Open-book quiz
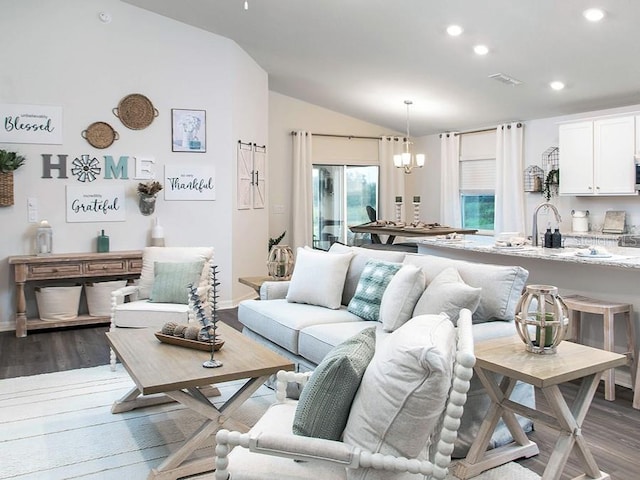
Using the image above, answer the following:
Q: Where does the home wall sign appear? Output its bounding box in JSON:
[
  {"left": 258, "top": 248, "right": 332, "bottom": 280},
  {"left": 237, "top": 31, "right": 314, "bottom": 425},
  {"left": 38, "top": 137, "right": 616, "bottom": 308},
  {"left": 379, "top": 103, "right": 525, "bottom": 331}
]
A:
[
  {"left": 66, "top": 185, "right": 126, "bottom": 222},
  {"left": 40, "top": 154, "right": 156, "bottom": 180},
  {"left": 164, "top": 163, "right": 215, "bottom": 201},
  {"left": 0, "top": 104, "right": 63, "bottom": 144}
]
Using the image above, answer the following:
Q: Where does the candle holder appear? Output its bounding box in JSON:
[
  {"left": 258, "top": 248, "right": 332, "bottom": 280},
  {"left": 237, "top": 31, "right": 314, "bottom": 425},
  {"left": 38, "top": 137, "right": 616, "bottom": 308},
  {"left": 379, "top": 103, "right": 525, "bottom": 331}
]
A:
[
  {"left": 514, "top": 285, "right": 568, "bottom": 354},
  {"left": 395, "top": 196, "right": 403, "bottom": 223},
  {"left": 412, "top": 196, "right": 421, "bottom": 223}
]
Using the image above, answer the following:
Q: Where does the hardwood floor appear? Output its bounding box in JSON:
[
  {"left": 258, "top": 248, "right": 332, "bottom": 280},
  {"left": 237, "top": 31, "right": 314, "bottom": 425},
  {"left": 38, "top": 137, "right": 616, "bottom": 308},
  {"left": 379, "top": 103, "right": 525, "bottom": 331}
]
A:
[{"left": 1, "top": 312, "right": 638, "bottom": 479}]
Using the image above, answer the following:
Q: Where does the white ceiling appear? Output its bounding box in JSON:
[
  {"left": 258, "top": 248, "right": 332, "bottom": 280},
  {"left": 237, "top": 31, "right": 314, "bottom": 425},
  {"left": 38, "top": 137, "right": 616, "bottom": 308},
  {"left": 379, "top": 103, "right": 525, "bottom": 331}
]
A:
[{"left": 122, "top": 0, "right": 640, "bottom": 136}]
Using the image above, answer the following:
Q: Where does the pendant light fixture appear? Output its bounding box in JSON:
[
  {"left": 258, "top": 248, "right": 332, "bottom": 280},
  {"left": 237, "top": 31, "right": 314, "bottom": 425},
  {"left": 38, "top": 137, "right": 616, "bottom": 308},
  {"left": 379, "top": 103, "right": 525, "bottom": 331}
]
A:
[{"left": 394, "top": 100, "right": 425, "bottom": 174}]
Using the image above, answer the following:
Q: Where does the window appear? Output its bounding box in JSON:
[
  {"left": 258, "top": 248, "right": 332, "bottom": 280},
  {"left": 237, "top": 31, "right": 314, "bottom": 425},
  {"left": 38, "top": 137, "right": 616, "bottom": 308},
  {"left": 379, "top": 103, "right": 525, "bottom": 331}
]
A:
[
  {"left": 312, "top": 165, "right": 378, "bottom": 250},
  {"left": 459, "top": 131, "right": 496, "bottom": 233}
]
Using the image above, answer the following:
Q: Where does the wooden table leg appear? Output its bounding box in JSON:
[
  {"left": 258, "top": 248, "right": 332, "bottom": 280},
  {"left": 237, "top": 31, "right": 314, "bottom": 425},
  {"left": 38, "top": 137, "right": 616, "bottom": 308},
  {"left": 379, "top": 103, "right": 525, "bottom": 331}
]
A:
[
  {"left": 14, "top": 264, "right": 27, "bottom": 337},
  {"left": 147, "top": 376, "right": 270, "bottom": 480},
  {"left": 452, "top": 368, "right": 539, "bottom": 479},
  {"left": 541, "top": 373, "right": 609, "bottom": 480}
]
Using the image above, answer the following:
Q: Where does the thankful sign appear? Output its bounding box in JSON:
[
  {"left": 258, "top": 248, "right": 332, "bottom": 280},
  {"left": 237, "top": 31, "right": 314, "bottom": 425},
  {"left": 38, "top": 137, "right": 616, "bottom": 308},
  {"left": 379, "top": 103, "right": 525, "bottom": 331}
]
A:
[
  {"left": 164, "top": 164, "right": 215, "bottom": 201},
  {"left": 0, "top": 104, "right": 63, "bottom": 144},
  {"left": 66, "top": 185, "right": 126, "bottom": 223}
]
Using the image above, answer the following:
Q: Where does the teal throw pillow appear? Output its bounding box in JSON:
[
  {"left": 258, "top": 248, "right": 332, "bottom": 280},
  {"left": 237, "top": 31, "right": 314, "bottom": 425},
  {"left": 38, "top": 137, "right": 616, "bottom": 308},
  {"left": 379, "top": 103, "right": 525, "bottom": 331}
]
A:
[
  {"left": 149, "top": 261, "right": 204, "bottom": 304},
  {"left": 347, "top": 259, "right": 402, "bottom": 321},
  {"left": 293, "top": 327, "right": 376, "bottom": 440}
]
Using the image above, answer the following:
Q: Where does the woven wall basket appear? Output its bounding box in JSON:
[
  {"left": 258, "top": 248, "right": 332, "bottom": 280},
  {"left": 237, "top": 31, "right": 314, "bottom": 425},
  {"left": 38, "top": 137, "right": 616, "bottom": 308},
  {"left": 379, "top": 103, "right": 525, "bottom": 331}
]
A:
[{"left": 0, "top": 171, "right": 14, "bottom": 207}]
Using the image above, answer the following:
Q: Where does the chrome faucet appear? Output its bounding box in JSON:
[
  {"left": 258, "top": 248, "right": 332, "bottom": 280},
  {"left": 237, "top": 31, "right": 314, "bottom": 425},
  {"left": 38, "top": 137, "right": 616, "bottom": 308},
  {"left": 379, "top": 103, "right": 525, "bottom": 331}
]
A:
[{"left": 532, "top": 202, "right": 562, "bottom": 246}]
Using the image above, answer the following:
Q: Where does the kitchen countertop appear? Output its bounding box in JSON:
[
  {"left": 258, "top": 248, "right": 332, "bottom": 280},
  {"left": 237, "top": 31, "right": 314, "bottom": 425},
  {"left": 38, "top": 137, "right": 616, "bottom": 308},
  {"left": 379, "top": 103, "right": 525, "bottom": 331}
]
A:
[{"left": 418, "top": 235, "right": 640, "bottom": 270}]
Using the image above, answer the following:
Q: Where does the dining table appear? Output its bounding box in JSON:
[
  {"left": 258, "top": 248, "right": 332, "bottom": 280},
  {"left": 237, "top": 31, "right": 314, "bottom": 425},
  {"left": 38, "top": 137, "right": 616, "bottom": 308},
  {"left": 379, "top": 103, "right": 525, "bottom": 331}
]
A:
[{"left": 349, "top": 222, "right": 478, "bottom": 245}]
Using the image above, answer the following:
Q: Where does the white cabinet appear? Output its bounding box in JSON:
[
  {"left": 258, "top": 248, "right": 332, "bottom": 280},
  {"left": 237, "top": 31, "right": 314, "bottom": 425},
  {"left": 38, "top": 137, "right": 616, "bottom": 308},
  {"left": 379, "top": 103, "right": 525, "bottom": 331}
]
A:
[{"left": 559, "top": 115, "right": 636, "bottom": 196}]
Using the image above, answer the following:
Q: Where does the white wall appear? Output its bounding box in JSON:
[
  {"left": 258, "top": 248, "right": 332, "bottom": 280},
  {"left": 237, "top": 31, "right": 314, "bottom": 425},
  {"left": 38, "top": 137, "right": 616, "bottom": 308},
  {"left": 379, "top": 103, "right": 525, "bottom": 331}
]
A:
[
  {"left": 267, "top": 92, "right": 399, "bottom": 247},
  {"left": 413, "top": 104, "right": 640, "bottom": 234},
  {"left": 523, "top": 105, "right": 640, "bottom": 235},
  {"left": 0, "top": 0, "right": 268, "bottom": 330}
]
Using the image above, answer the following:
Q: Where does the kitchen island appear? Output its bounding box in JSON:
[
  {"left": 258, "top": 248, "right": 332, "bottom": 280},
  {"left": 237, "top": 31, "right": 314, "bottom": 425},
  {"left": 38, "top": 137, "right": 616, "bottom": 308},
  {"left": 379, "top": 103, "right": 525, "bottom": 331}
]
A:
[{"left": 418, "top": 234, "right": 640, "bottom": 394}]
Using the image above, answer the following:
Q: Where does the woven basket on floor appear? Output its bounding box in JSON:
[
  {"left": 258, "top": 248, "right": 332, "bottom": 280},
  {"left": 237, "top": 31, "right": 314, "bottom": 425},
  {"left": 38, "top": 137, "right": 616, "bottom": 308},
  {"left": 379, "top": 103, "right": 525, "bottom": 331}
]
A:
[{"left": 0, "top": 171, "right": 14, "bottom": 207}]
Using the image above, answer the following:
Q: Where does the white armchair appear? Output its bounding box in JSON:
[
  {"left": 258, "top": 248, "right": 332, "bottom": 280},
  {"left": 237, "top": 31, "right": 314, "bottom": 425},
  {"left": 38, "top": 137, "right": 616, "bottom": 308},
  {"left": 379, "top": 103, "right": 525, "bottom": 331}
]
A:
[
  {"left": 109, "top": 246, "right": 214, "bottom": 369},
  {"left": 215, "top": 309, "right": 476, "bottom": 480}
]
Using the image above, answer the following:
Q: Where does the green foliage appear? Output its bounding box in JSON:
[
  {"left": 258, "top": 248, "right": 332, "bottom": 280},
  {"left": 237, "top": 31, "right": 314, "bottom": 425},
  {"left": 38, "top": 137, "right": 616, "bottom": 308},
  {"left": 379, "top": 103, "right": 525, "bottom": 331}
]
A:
[
  {"left": 269, "top": 231, "right": 286, "bottom": 251},
  {"left": 542, "top": 169, "right": 559, "bottom": 201},
  {"left": 0, "top": 150, "right": 26, "bottom": 173}
]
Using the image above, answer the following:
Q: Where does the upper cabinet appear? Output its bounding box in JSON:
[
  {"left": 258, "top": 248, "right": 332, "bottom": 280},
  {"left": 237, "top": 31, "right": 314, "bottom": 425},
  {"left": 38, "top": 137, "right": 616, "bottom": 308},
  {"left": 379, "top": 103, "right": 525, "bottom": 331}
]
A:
[{"left": 559, "top": 115, "right": 637, "bottom": 196}]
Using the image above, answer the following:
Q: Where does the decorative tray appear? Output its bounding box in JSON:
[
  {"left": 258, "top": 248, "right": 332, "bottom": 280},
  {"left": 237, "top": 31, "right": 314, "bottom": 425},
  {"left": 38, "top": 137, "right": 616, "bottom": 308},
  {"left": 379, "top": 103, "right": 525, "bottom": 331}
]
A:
[
  {"left": 155, "top": 332, "right": 224, "bottom": 351},
  {"left": 113, "top": 93, "right": 159, "bottom": 130},
  {"left": 81, "top": 121, "right": 119, "bottom": 148}
]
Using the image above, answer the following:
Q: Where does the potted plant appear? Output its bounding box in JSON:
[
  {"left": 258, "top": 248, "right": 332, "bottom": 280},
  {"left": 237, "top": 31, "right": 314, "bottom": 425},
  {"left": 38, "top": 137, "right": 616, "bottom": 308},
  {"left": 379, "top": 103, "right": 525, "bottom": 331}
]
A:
[
  {"left": 0, "top": 149, "right": 26, "bottom": 207},
  {"left": 136, "top": 180, "right": 163, "bottom": 215}
]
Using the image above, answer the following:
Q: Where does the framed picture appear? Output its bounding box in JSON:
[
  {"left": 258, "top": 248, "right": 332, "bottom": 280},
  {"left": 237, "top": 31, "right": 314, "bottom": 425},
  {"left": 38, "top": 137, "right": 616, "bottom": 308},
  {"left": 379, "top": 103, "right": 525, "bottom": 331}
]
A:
[{"left": 172, "top": 109, "right": 206, "bottom": 152}]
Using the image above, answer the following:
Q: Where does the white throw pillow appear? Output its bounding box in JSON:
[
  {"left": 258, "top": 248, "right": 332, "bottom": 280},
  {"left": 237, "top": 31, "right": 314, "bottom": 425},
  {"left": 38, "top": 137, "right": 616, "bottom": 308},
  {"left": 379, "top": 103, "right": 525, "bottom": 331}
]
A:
[
  {"left": 343, "top": 314, "right": 455, "bottom": 480},
  {"left": 379, "top": 264, "right": 425, "bottom": 332},
  {"left": 286, "top": 247, "right": 353, "bottom": 309},
  {"left": 413, "top": 266, "right": 481, "bottom": 326}
]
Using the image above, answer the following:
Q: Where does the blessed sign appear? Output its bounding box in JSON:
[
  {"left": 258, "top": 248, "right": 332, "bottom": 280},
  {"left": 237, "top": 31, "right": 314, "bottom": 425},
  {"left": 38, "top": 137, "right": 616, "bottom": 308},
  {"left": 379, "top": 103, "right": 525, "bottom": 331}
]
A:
[
  {"left": 164, "top": 164, "right": 215, "bottom": 201},
  {"left": 0, "top": 104, "right": 63, "bottom": 144},
  {"left": 66, "top": 185, "right": 126, "bottom": 223}
]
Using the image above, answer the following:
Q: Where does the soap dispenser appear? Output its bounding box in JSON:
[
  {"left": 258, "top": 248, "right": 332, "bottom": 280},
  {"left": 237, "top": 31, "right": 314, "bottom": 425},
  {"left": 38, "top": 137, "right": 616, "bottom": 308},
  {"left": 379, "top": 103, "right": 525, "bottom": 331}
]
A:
[
  {"left": 544, "top": 228, "right": 553, "bottom": 248},
  {"left": 551, "top": 228, "right": 562, "bottom": 249},
  {"left": 97, "top": 230, "right": 110, "bottom": 253}
]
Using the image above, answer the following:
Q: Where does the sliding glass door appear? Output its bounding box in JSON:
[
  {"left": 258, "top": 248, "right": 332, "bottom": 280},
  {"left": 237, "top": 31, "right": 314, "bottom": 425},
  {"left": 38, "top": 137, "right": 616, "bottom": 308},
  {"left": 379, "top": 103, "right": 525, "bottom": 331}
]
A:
[{"left": 312, "top": 165, "right": 378, "bottom": 249}]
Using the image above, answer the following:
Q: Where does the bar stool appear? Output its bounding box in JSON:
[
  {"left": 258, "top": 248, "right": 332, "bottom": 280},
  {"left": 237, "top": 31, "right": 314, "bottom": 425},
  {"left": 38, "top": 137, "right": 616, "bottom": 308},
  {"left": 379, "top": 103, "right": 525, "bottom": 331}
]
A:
[{"left": 562, "top": 294, "right": 636, "bottom": 403}]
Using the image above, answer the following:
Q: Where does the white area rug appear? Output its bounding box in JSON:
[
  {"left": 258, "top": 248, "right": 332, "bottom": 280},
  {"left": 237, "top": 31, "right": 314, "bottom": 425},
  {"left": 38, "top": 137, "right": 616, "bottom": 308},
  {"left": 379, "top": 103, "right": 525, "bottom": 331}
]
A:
[{"left": 0, "top": 366, "right": 539, "bottom": 479}]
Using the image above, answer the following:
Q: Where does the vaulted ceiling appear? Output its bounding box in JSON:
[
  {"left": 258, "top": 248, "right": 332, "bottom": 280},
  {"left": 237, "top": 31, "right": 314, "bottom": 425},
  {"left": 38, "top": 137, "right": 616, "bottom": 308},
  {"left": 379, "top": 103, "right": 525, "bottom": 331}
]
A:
[{"left": 123, "top": 0, "right": 640, "bottom": 136}]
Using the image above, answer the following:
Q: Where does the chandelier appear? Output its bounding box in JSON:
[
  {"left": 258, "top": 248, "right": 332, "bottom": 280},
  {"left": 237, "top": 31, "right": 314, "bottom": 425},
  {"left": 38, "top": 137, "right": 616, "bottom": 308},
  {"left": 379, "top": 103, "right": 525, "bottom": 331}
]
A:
[{"left": 394, "top": 100, "right": 425, "bottom": 174}]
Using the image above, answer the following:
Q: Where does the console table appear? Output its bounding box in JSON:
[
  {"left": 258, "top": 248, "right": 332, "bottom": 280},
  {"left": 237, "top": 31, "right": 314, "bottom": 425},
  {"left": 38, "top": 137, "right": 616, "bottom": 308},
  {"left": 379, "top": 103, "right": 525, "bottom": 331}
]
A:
[{"left": 8, "top": 251, "right": 143, "bottom": 337}]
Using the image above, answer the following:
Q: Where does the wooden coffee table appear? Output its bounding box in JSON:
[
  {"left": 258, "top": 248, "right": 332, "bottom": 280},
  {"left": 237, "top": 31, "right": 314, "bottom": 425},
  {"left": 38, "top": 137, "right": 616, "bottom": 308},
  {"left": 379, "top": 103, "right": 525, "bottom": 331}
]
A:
[
  {"left": 453, "top": 336, "right": 626, "bottom": 480},
  {"left": 105, "top": 322, "right": 294, "bottom": 480}
]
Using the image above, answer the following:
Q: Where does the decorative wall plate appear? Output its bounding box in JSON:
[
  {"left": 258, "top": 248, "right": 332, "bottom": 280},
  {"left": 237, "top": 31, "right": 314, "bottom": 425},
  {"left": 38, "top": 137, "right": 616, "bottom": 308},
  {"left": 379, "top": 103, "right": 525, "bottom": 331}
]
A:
[
  {"left": 113, "top": 93, "right": 159, "bottom": 130},
  {"left": 81, "top": 122, "right": 119, "bottom": 149}
]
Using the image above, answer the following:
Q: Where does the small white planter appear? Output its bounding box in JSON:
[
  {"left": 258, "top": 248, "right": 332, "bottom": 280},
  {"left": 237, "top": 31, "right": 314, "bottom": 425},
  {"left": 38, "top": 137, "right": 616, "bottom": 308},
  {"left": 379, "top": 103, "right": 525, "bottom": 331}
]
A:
[
  {"left": 35, "top": 286, "right": 82, "bottom": 321},
  {"left": 85, "top": 280, "right": 127, "bottom": 317}
]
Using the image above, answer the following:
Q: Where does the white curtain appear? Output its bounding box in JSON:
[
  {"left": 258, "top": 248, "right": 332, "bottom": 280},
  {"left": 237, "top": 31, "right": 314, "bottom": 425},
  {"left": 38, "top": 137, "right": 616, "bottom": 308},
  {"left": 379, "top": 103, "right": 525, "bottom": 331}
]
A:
[
  {"left": 292, "top": 131, "right": 313, "bottom": 250},
  {"left": 378, "top": 136, "right": 405, "bottom": 221},
  {"left": 440, "top": 132, "right": 461, "bottom": 227},
  {"left": 495, "top": 123, "right": 526, "bottom": 234}
]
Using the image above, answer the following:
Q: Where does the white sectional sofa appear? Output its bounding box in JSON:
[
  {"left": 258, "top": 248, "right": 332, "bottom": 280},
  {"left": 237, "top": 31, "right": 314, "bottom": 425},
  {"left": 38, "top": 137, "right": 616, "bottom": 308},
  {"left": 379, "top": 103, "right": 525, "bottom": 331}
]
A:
[{"left": 238, "top": 243, "right": 534, "bottom": 457}]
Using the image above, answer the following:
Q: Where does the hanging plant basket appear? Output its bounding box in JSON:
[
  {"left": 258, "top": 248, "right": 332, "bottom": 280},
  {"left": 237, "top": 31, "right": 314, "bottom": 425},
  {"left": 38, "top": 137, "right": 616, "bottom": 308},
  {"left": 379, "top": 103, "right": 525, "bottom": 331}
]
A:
[{"left": 0, "top": 171, "right": 14, "bottom": 207}]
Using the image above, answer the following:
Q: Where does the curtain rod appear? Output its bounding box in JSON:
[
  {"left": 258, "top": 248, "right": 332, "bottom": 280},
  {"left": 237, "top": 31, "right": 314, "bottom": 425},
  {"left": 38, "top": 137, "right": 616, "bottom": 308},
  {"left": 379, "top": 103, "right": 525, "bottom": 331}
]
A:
[
  {"left": 439, "top": 123, "right": 523, "bottom": 138},
  {"left": 290, "top": 131, "right": 384, "bottom": 140}
]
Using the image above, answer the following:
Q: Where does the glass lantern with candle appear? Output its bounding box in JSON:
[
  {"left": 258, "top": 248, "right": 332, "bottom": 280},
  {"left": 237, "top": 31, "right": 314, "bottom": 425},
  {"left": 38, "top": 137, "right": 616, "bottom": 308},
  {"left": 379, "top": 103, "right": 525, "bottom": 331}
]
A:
[
  {"left": 36, "top": 220, "right": 53, "bottom": 256},
  {"left": 514, "top": 284, "right": 568, "bottom": 354}
]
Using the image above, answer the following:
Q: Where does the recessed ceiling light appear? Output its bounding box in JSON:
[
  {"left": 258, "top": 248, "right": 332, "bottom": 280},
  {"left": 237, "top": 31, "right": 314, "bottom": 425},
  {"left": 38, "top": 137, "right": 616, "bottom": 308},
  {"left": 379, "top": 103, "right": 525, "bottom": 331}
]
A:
[
  {"left": 447, "top": 25, "right": 463, "bottom": 36},
  {"left": 473, "top": 45, "right": 489, "bottom": 55},
  {"left": 550, "top": 81, "right": 565, "bottom": 91},
  {"left": 583, "top": 8, "right": 605, "bottom": 22}
]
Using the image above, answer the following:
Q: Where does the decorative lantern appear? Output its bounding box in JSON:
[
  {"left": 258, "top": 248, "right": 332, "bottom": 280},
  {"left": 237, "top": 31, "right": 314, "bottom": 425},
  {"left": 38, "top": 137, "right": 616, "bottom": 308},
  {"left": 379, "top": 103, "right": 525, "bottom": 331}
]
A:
[
  {"left": 514, "top": 284, "right": 568, "bottom": 354},
  {"left": 36, "top": 220, "right": 53, "bottom": 256},
  {"left": 267, "top": 245, "right": 294, "bottom": 280}
]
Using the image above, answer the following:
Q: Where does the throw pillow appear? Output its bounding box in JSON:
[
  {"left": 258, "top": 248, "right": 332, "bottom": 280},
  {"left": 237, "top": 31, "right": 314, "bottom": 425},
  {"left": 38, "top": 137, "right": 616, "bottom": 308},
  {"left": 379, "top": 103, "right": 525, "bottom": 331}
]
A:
[
  {"left": 329, "top": 243, "right": 406, "bottom": 306},
  {"left": 347, "top": 259, "right": 402, "bottom": 321},
  {"left": 342, "top": 314, "right": 455, "bottom": 480},
  {"left": 412, "top": 266, "right": 481, "bottom": 325},
  {"left": 286, "top": 247, "right": 353, "bottom": 310},
  {"left": 293, "top": 327, "right": 376, "bottom": 440},
  {"left": 379, "top": 264, "right": 425, "bottom": 332},
  {"left": 149, "top": 261, "right": 204, "bottom": 304}
]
